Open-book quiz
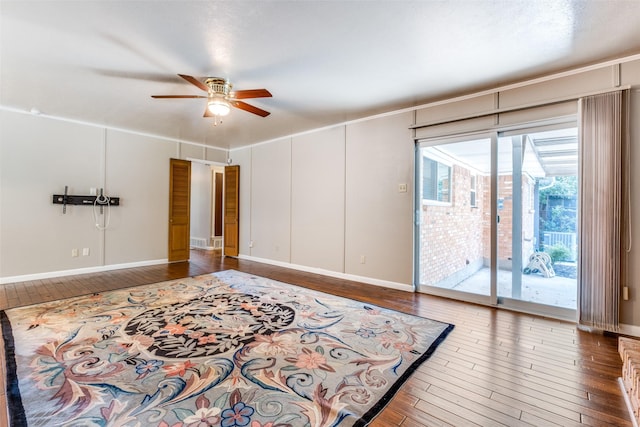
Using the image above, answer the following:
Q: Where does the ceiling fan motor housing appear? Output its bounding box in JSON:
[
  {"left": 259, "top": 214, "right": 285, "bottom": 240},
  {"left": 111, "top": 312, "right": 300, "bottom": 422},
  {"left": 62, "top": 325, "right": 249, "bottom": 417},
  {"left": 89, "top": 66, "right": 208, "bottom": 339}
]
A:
[{"left": 205, "top": 78, "right": 232, "bottom": 98}]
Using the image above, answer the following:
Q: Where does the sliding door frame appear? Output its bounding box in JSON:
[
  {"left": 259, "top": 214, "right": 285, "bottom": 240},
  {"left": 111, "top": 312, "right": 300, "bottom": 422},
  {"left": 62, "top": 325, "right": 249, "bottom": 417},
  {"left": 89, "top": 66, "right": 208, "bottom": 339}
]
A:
[
  {"left": 415, "top": 119, "right": 578, "bottom": 321},
  {"left": 496, "top": 123, "right": 577, "bottom": 320},
  {"left": 414, "top": 131, "right": 498, "bottom": 307}
]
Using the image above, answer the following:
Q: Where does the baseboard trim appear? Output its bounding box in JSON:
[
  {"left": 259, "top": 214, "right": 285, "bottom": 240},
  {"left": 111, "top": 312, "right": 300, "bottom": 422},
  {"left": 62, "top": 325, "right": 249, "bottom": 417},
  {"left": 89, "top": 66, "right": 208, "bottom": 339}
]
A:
[
  {"left": 0, "top": 259, "right": 168, "bottom": 285},
  {"left": 237, "top": 254, "right": 413, "bottom": 292},
  {"left": 620, "top": 324, "right": 640, "bottom": 338}
]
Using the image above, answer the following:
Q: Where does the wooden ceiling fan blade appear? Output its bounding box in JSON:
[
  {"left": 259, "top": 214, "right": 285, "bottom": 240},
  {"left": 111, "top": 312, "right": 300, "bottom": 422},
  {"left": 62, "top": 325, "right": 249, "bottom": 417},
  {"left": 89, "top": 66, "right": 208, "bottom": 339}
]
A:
[
  {"left": 178, "top": 74, "right": 209, "bottom": 92},
  {"left": 203, "top": 106, "right": 213, "bottom": 117},
  {"left": 232, "top": 89, "right": 272, "bottom": 99},
  {"left": 230, "top": 100, "right": 270, "bottom": 117},
  {"left": 151, "top": 95, "right": 207, "bottom": 98}
]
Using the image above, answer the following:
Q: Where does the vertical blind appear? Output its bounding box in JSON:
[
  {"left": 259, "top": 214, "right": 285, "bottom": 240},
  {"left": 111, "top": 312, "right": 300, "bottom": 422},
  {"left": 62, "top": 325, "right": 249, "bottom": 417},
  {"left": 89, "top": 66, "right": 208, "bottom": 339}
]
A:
[{"left": 578, "top": 90, "right": 629, "bottom": 331}]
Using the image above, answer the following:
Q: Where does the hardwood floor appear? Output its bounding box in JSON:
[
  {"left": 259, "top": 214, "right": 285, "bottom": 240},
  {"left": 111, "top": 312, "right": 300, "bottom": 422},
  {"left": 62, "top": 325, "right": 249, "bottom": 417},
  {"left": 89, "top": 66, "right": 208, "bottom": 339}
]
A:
[{"left": 0, "top": 249, "right": 632, "bottom": 426}]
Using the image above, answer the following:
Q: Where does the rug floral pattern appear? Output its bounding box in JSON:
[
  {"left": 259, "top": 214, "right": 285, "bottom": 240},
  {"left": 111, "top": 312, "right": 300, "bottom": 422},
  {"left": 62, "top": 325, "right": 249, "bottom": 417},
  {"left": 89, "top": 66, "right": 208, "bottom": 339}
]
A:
[{"left": 2, "top": 270, "right": 453, "bottom": 427}]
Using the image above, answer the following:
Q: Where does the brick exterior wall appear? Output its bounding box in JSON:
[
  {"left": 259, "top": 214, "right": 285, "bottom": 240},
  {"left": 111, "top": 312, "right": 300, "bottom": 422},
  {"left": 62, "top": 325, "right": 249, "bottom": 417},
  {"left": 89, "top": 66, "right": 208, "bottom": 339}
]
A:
[
  {"left": 419, "top": 165, "right": 487, "bottom": 286},
  {"left": 492, "top": 175, "right": 536, "bottom": 270},
  {"left": 420, "top": 165, "right": 535, "bottom": 287}
]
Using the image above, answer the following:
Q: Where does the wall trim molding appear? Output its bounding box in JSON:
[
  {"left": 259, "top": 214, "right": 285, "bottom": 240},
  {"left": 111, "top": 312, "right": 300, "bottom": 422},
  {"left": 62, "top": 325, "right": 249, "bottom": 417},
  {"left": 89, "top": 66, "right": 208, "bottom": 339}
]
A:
[
  {"left": 0, "top": 259, "right": 168, "bottom": 285},
  {"left": 237, "top": 254, "right": 413, "bottom": 292},
  {"left": 0, "top": 105, "right": 227, "bottom": 153}
]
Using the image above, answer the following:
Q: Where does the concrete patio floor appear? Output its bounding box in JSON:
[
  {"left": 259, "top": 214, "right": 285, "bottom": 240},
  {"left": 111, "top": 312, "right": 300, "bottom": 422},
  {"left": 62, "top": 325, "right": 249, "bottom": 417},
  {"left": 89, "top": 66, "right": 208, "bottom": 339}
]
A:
[{"left": 446, "top": 267, "right": 577, "bottom": 309}]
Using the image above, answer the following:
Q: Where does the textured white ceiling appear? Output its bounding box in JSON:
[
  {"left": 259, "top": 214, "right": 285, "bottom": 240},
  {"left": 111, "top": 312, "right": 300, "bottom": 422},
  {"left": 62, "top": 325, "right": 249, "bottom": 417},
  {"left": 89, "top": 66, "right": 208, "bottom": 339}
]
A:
[{"left": 2, "top": 1, "right": 640, "bottom": 150}]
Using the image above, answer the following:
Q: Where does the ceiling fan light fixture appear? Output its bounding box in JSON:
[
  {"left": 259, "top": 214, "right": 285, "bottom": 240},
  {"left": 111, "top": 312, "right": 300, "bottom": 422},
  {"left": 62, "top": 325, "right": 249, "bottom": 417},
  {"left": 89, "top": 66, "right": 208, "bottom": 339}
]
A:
[
  {"left": 152, "top": 74, "right": 271, "bottom": 119},
  {"left": 208, "top": 98, "right": 231, "bottom": 116}
]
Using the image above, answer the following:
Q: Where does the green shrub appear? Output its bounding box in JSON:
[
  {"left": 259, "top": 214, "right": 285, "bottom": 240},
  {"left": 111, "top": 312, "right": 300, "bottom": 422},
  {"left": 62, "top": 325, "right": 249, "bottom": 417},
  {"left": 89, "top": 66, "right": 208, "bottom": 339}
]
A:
[{"left": 545, "top": 243, "right": 571, "bottom": 263}]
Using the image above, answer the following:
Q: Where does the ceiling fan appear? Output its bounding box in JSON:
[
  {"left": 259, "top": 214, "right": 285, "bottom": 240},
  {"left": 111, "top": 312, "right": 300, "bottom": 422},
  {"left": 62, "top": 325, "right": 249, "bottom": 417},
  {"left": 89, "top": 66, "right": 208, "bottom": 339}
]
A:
[{"left": 151, "top": 74, "right": 272, "bottom": 121}]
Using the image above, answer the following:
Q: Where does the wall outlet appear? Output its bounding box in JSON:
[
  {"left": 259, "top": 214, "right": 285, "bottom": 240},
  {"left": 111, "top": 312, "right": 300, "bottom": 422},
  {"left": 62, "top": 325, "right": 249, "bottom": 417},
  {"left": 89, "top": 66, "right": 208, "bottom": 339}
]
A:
[
  {"left": 249, "top": 241, "right": 254, "bottom": 248},
  {"left": 71, "top": 248, "right": 79, "bottom": 257},
  {"left": 82, "top": 248, "right": 90, "bottom": 256},
  {"left": 398, "top": 183, "right": 408, "bottom": 193},
  {"left": 360, "top": 255, "right": 366, "bottom": 264}
]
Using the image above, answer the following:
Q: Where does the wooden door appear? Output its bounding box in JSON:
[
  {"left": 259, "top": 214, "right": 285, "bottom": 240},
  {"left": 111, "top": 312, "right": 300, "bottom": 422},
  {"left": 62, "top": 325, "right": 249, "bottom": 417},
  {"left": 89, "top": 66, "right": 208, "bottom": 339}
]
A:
[
  {"left": 168, "top": 159, "right": 191, "bottom": 262},
  {"left": 224, "top": 165, "right": 240, "bottom": 257}
]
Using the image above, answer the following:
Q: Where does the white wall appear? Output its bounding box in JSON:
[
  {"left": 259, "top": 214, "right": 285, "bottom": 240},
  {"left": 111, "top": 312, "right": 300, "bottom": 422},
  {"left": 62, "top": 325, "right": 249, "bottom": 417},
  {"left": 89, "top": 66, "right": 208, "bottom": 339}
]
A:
[
  {"left": 250, "top": 138, "right": 292, "bottom": 262},
  {"left": 344, "top": 113, "right": 414, "bottom": 284},
  {"left": 236, "top": 113, "right": 415, "bottom": 289},
  {"left": 0, "top": 112, "right": 105, "bottom": 276},
  {"left": 626, "top": 89, "right": 640, "bottom": 328},
  {"left": 103, "top": 130, "right": 175, "bottom": 265},
  {"left": 0, "top": 111, "right": 226, "bottom": 281},
  {"left": 180, "top": 143, "right": 205, "bottom": 161},
  {"left": 621, "top": 60, "right": 640, "bottom": 331},
  {"left": 291, "top": 127, "right": 345, "bottom": 272}
]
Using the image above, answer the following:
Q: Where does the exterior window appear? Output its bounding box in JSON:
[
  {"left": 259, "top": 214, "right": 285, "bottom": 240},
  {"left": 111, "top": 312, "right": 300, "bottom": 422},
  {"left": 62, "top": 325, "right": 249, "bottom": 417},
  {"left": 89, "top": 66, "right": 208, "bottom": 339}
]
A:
[
  {"left": 470, "top": 174, "right": 477, "bottom": 207},
  {"left": 422, "top": 156, "right": 451, "bottom": 203}
]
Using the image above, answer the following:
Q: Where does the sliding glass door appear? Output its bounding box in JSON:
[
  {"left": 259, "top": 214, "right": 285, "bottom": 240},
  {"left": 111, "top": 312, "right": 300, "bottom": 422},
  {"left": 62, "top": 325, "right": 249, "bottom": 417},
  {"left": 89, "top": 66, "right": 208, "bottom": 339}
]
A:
[
  {"left": 416, "top": 124, "right": 578, "bottom": 319},
  {"left": 496, "top": 127, "right": 577, "bottom": 316},
  {"left": 416, "top": 134, "right": 495, "bottom": 305}
]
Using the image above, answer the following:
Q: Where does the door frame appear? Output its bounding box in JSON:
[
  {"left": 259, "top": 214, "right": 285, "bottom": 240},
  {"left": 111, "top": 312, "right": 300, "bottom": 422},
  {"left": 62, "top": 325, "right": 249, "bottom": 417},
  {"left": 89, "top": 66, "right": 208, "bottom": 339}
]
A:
[
  {"left": 414, "top": 131, "right": 497, "bottom": 307},
  {"left": 170, "top": 158, "right": 234, "bottom": 259}
]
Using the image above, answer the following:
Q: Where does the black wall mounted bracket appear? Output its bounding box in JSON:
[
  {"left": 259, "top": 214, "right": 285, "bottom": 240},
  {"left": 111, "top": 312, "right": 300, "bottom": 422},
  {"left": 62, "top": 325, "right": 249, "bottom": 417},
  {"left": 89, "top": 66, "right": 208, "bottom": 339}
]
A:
[{"left": 53, "top": 186, "right": 120, "bottom": 214}]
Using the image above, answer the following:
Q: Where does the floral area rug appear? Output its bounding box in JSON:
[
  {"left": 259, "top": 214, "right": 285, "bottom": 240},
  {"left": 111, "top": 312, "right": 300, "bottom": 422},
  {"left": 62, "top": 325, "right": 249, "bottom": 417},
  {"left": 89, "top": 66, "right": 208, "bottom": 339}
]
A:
[{"left": 1, "top": 270, "right": 453, "bottom": 427}]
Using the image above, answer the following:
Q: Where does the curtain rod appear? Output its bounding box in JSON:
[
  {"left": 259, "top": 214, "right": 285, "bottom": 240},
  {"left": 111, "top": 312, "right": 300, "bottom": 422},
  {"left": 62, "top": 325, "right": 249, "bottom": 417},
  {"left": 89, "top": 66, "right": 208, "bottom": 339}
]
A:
[{"left": 410, "top": 85, "right": 631, "bottom": 130}]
